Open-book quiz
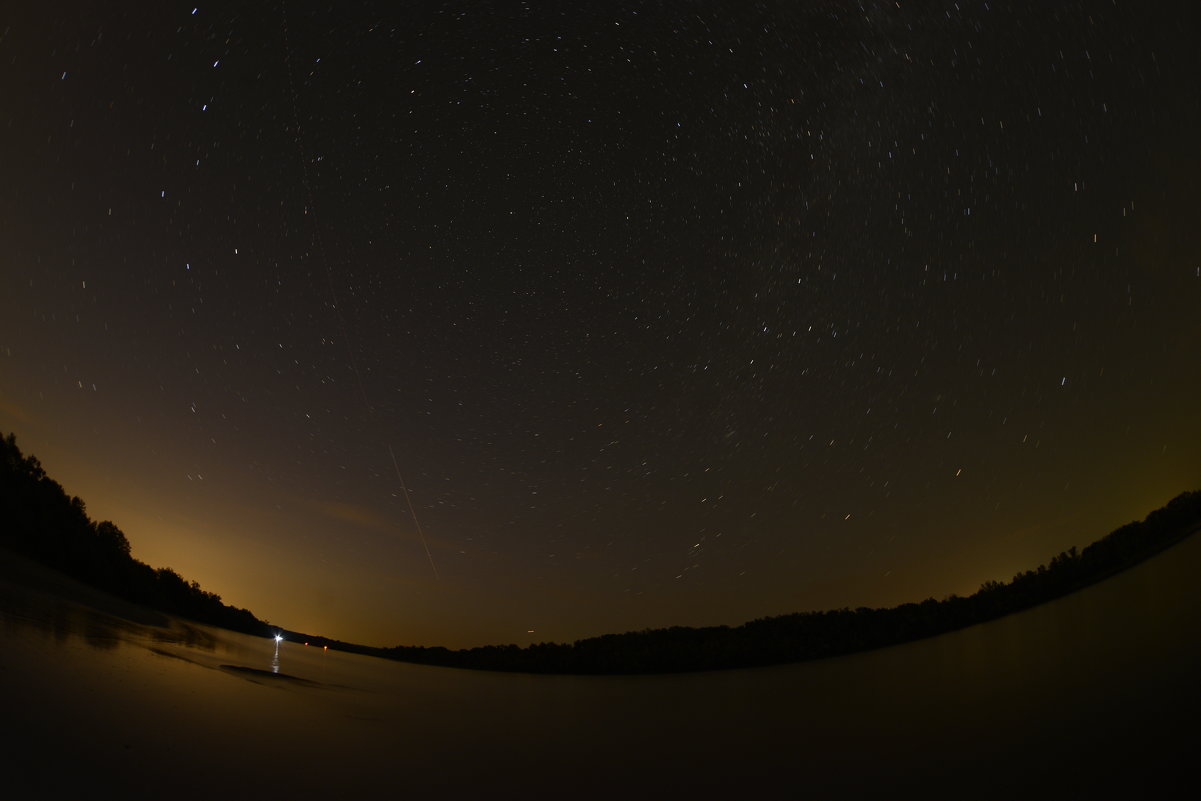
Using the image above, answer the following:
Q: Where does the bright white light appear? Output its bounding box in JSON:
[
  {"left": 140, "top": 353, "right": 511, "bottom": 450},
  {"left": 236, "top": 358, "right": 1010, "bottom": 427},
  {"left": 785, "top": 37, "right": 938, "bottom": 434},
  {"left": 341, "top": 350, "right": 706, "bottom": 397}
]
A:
[{"left": 274, "top": 634, "right": 283, "bottom": 643}]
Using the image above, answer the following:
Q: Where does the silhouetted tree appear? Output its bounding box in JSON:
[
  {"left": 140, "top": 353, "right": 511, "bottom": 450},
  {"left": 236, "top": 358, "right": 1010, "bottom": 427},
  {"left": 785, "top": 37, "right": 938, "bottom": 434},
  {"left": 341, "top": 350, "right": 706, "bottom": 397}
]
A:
[
  {"left": 0, "top": 431, "right": 271, "bottom": 637},
  {"left": 361, "top": 489, "right": 1201, "bottom": 674},
  {"left": 4, "top": 429, "right": 1199, "bottom": 672}
]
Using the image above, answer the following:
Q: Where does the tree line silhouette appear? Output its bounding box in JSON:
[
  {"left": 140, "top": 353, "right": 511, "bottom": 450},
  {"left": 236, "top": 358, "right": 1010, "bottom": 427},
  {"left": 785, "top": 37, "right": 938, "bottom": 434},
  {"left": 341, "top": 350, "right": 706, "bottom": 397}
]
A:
[
  {"left": 293, "top": 489, "right": 1201, "bottom": 674},
  {"left": 0, "top": 433, "right": 269, "bottom": 636},
  {"left": 3, "top": 430, "right": 1199, "bottom": 673}
]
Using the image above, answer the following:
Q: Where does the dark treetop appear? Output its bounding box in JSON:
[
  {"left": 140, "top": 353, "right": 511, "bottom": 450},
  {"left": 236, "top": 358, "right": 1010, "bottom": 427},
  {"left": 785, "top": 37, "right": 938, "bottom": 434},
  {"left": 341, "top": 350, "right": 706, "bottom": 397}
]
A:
[{"left": 4, "top": 431, "right": 1197, "bottom": 673}]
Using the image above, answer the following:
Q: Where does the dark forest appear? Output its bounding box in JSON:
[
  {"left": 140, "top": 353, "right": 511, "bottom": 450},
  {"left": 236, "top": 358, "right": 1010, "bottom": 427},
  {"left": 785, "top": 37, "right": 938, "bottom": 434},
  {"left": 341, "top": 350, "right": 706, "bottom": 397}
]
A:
[{"left": 3, "top": 431, "right": 1198, "bottom": 674}]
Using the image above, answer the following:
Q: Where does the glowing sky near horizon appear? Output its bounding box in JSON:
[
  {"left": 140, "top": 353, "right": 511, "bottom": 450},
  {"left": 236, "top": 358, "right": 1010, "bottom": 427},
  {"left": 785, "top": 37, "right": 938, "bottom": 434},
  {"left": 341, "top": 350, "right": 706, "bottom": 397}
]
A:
[{"left": 2, "top": 1, "right": 1199, "bottom": 649}]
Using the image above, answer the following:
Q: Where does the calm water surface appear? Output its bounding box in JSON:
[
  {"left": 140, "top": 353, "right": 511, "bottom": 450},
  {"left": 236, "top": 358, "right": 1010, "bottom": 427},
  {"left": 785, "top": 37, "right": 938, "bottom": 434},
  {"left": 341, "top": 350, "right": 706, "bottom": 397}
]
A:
[{"left": 4, "top": 536, "right": 1200, "bottom": 799}]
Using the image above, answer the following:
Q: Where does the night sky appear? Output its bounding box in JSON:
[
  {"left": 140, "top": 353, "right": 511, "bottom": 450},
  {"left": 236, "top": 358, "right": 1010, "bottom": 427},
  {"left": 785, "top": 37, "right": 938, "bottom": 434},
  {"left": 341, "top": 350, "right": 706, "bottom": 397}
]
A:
[{"left": 3, "top": 1, "right": 1199, "bottom": 649}]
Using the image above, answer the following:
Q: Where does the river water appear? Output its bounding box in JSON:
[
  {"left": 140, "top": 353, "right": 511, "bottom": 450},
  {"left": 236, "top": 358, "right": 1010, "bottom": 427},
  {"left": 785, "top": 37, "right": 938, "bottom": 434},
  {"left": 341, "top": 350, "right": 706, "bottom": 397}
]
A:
[{"left": 4, "top": 535, "right": 1200, "bottom": 799}]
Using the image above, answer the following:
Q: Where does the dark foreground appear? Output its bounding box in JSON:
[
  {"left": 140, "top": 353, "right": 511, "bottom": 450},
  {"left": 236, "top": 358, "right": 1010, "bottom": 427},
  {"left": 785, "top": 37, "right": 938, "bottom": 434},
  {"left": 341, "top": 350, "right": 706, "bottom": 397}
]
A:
[{"left": 4, "top": 535, "right": 1200, "bottom": 799}]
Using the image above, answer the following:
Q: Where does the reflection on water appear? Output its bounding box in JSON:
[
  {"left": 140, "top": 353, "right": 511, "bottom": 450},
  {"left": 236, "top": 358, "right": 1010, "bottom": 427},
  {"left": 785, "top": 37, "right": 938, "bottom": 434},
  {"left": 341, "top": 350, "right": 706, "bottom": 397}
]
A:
[
  {"left": 4, "top": 534, "right": 1201, "bottom": 799},
  {"left": 1, "top": 583, "right": 220, "bottom": 655}
]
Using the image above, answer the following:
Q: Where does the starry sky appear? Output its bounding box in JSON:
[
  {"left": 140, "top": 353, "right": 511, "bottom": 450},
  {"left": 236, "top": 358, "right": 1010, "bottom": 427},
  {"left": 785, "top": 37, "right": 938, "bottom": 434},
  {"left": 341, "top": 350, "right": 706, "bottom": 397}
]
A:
[{"left": 2, "top": 1, "right": 1199, "bottom": 649}]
